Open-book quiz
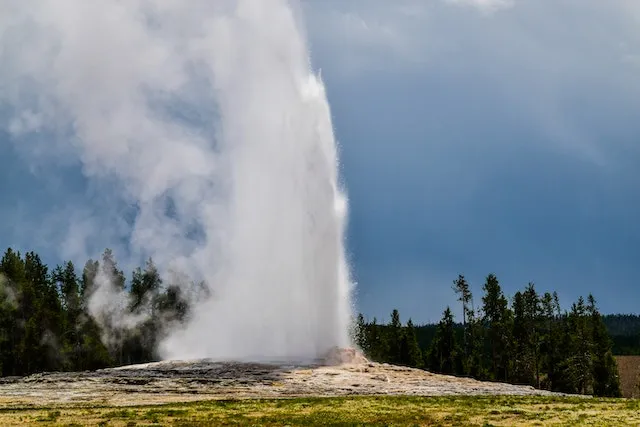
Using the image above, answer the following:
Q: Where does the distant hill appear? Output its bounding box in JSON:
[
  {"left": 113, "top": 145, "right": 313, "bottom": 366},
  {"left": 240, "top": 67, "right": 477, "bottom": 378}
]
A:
[
  {"left": 602, "top": 314, "right": 640, "bottom": 336},
  {"left": 603, "top": 314, "right": 640, "bottom": 355}
]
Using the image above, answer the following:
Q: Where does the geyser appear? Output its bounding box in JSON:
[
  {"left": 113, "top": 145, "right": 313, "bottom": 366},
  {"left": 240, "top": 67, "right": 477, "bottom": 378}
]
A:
[{"left": 0, "top": 0, "right": 353, "bottom": 361}]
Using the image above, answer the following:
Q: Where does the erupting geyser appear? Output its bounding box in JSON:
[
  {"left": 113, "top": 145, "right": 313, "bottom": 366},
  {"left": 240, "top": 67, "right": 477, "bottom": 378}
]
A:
[
  {"left": 159, "top": 24, "right": 354, "bottom": 360},
  {"left": 0, "top": 0, "right": 353, "bottom": 361},
  {"left": 156, "top": 1, "right": 354, "bottom": 361}
]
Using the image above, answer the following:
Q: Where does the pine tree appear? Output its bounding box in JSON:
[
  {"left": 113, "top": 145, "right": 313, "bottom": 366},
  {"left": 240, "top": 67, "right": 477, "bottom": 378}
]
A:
[
  {"left": 26, "top": 252, "right": 63, "bottom": 373},
  {"left": 512, "top": 291, "right": 533, "bottom": 384},
  {"left": 0, "top": 272, "right": 18, "bottom": 376},
  {"left": 563, "top": 297, "right": 593, "bottom": 394},
  {"left": 130, "top": 258, "right": 161, "bottom": 312},
  {"left": 400, "top": 319, "right": 423, "bottom": 368},
  {"left": 366, "top": 317, "right": 389, "bottom": 362},
  {"left": 452, "top": 275, "right": 471, "bottom": 344},
  {"left": 100, "top": 249, "right": 126, "bottom": 290},
  {"left": 77, "top": 257, "right": 113, "bottom": 370},
  {"left": 540, "top": 292, "right": 562, "bottom": 390},
  {"left": 427, "top": 307, "right": 460, "bottom": 374},
  {"left": 156, "top": 284, "right": 189, "bottom": 325},
  {"left": 523, "top": 283, "right": 541, "bottom": 387},
  {"left": 80, "top": 259, "right": 99, "bottom": 298},
  {"left": 92, "top": 249, "right": 131, "bottom": 365},
  {"left": 388, "top": 309, "right": 403, "bottom": 364},
  {"left": 453, "top": 274, "right": 476, "bottom": 375},
  {"left": 0, "top": 248, "right": 24, "bottom": 375},
  {"left": 481, "top": 274, "right": 512, "bottom": 381},
  {"left": 465, "top": 307, "right": 487, "bottom": 379},
  {"left": 355, "top": 313, "right": 368, "bottom": 353},
  {"left": 588, "top": 294, "right": 621, "bottom": 397},
  {"left": 53, "top": 261, "right": 82, "bottom": 370}
]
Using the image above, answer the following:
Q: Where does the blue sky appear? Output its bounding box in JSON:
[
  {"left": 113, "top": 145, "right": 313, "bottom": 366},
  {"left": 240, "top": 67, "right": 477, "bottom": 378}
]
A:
[{"left": 1, "top": 0, "right": 640, "bottom": 323}]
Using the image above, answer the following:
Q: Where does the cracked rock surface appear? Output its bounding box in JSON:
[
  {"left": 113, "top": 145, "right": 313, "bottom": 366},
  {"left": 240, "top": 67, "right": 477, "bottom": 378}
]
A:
[{"left": 0, "top": 349, "right": 565, "bottom": 407}]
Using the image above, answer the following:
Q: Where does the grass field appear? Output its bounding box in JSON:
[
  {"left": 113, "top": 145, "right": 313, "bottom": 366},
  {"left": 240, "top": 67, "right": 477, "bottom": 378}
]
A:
[
  {"left": 1, "top": 395, "right": 639, "bottom": 426},
  {"left": 617, "top": 355, "right": 640, "bottom": 398}
]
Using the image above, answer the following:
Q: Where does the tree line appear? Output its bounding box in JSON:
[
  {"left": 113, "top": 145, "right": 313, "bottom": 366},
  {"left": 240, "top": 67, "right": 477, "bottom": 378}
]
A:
[
  {"left": 0, "top": 246, "right": 635, "bottom": 398},
  {"left": 355, "top": 274, "right": 625, "bottom": 397},
  {"left": 601, "top": 314, "right": 640, "bottom": 355},
  {"left": 0, "top": 247, "right": 191, "bottom": 376}
]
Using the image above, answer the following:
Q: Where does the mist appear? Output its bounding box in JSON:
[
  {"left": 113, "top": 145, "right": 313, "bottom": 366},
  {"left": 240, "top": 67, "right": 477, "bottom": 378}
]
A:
[{"left": 0, "top": 0, "right": 353, "bottom": 361}]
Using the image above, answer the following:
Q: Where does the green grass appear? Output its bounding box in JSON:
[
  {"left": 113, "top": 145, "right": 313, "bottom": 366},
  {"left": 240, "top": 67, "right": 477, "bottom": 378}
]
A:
[{"left": 0, "top": 395, "right": 638, "bottom": 426}]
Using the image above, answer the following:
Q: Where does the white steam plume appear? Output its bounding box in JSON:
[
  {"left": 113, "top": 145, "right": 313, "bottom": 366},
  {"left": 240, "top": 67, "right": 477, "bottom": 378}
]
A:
[
  {"left": 0, "top": 274, "right": 18, "bottom": 309},
  {"left": 87, "top": 265, "right": 151, "bottom": 348},
  {"left": 0, "top": 0, "right": 353, "bottom": 361}
]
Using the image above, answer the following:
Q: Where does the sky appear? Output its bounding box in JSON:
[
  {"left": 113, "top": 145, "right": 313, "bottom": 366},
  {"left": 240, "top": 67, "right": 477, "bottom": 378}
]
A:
[{"left": 1, "top": 0, "right": 640, "bottom": 324}]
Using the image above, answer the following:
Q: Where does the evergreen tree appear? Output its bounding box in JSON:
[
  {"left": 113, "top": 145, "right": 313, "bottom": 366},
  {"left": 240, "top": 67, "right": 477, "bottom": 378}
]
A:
[
  {"left": 156, "top": 284, "right": 189, "bottom": 325},
  {"left": 587, "top": 295, "right": 621, "bottom": 397},
  {"left": 0, "top": 257, "right": 19, "bottom": 376},
  {"left": 0, "top": 249, "right": 25, "bottom": 375},
  {"left": 355, "top": 313, "right": 368, "bottom": 353},
  {"left": 465, "top": 307, "right": 487, "bottom": 379},
  {"left": 452, "top": 275, "right": 471, "bottom": 344},
  {"left": 481, "top": 274, "right": 512, "bottom": 381},
  {"left": 92, "top": 249, "right": 130, "bottom": 365},
  {"left": 427, "top": 307, "right": 460, "bottom": 374},
  {"left": 57, "top": 259, "right": 112, "bottom": 371},
  {"left": 522, "top": 283, "right": 541, "bottom": 387},
  {"left": 78, "top": 257, "right": 113, "bottom": 370},
  {"left": 125, "top": 258, "right": 164, "bottom": 363},
  {"left": 100, "top": 249, "right": 125, "bottom": 290},
  {"left": 1, "top": 249, "right": 29, "bottom": 375},
  {"left": 20, "top": 252, "right": 46, "bottom": 373},
  {"left": 562, "top": 297, "right": 593, "bottom": 394},
  {"left": 80, "top": 259, "right": 99, "bottom": 298},
  {"left": 388, "top": 309, "right": 403, "bottom": 364},
  {"left": 400, "top": 319, "right": 422, "bottom": 368},
  {"left": 53, "top": 261, "right": 82, "bottom": 370},
  {"left": 453, "top": 274, "right": 477, "bottom": 375},
  {"left": 539, "top": 292, "right": 562, "bottom": 391},
  {"left": 366, "top": 317, "right": 389, "bottom": 362},
  {"left": 512, "top": 290, "right": 533, "bottom": 384},
  {"left": 28, "top": 252, "right": 63, "bottom": 372},
  {"left": 129, "top": 258, "right": 161, "bottom": 312}
]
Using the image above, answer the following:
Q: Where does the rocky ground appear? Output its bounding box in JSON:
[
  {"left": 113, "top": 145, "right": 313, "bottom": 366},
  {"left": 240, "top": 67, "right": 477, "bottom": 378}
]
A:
[{"left": 0, "top": 348, "right": 566, "bottom": 407}]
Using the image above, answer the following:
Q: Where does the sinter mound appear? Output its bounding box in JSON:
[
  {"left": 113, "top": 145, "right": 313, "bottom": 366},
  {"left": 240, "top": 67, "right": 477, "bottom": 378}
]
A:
[
  {"left": 322, "top": 347, "right": 369, "bottom": 365},
  {"left": 0, "top": 347, "right": 569, "bottom": 407}
]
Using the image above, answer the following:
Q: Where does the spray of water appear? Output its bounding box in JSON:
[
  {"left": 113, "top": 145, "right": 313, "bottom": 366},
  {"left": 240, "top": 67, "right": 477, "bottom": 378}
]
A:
[{"left": 0, "top": 0, "right": 353, "bottom": 361}]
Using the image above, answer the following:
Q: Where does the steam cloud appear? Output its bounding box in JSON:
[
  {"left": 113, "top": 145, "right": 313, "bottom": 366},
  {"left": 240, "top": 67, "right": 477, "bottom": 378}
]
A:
[
  {"left": 0, "top": 274, "right": 17, "bottom": 309},
  {"left": 0, "top": 0, "right": 353, "bottom": 361}
]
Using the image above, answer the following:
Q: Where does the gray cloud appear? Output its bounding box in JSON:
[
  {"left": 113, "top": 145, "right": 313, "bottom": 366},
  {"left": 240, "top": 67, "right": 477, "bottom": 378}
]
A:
[
  {"left": 299, "top": 0, "right": 640, "bottom": 318},
  {"left": 445, "top": 0, "right": 513, "bottom": 12},
  {"left": 305, "top": 0, "right": 640, "bottom": 164}
]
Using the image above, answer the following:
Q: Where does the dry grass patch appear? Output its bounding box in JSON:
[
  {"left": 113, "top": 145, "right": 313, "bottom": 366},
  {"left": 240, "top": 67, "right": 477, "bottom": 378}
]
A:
[
  {"left": 616, "top": 355, "right": 640, "bottom": 398},
  {"left": 0, "top": 395, "right": 637, "bottom": 426}
]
